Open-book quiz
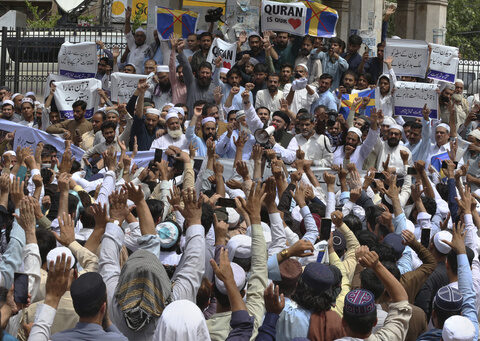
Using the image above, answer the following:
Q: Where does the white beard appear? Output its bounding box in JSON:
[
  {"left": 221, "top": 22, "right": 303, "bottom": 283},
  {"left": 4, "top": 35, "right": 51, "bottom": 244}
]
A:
[
  {"left": 239, "top": 124, "right": 251, "bottom": 136},
  {"left": 168, "top": 128, "right": 183, "bottom": 139}
]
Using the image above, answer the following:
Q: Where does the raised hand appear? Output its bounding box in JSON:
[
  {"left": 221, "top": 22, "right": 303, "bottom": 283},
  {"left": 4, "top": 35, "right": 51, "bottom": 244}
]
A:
[
  {"left": 53, "top": 212, "right": 76, "bottom": 246},
  {"left": 108, "top": 189, "right": 129, "bottom": 225},
  {"left": 175, "top": 188, "right": 203, "bottom": 226},
  {"left": 238, "top": 181, "right": 266, "bottom": 223},
  {"left": 44, "top": 253, "right": 72, "bottom": 309},
  {"left": 264, "top": 283, "right": 285, "bottom": 315},
  {"left": 124, "top": 182, "right": 144, "bottom": 204},
  {"left": 9, "top": 177, "right": 24, "bottom": 208}
]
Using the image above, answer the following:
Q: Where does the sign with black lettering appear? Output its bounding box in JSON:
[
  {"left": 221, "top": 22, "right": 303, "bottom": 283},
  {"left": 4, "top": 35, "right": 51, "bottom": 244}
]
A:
[
  {"left": 427, "top": 43, "right": 459, "bottom": 84},
  {"left": 53, "top": 78, "right": 101, "bottom": 119},
  {"left": 384, "top": 39, "right": 429, "bottom": 78},
  {"left": 393, "top": 81, "right": 439, "bottom": 119},
  {"left": 261, "top": 0, "right": 306, "bottom": 36},
  {"left": 206, "top": 38, "right": 237, "bottom": 70}
]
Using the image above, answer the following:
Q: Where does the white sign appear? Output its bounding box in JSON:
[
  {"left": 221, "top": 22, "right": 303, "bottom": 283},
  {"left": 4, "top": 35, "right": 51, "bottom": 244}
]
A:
[
  {"left": 110, "top": 72, "right": 147, "bottom": 104},
  {"left": 43, "top": 73, "right": 71, "bottom": 102},
  {"left": 58, "top": 42, "right": 97, "bottom": 79},
  {"left": 384, "top": 39, "right": 429, "bottom": 78},
  {"left": 393, "top": 81, "right": 439, "bottom": 119},
  {"left": 358, "top": 29, "right": 377, "bottom": 57},
  {"left": 427, "top": 43, "right": 459, "bottom": 83},
  {"left": 206, "top": 38, "right": 237, "bottom": 70},
  {"left": 261, "top": 0, "right": 306, "bottom": 36},
  {"left": 53, "top": 78, "right": 101, "bottom": 120}
]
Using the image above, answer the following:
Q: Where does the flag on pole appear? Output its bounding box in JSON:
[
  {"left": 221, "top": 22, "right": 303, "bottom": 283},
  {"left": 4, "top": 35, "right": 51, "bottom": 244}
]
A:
[
  {"left": 301, "top": 0, "right": 338, "bottom": 38},
  {"left": 339, "top": 89, "right": 375, "bottom": 118},
  {"left": 156, "top": 7, "right": 198, "bottom": 40}
]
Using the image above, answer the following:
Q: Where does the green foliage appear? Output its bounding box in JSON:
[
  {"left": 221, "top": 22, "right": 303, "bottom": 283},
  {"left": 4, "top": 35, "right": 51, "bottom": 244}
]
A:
[
  {"left": 446, "top": 0, "right": 480, "bottom": 60},
  {"left": 25, "top": 0, "right": 61, "bottom": 29},
  {"left": 78, "top": 14, "right": 96, "bottom": 26},
  {"left": 131, "top": 3, "right": 146, "bottom": 32}
]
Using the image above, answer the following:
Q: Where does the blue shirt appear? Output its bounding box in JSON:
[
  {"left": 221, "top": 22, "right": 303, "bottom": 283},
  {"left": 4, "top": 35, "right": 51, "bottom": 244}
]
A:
[
  {"left": 310, "top": 90, "right": 337, "bottom": 112},
  {"left": 457, "top": 253, "right": 479, "bottom": 340},
  {"left": 341, "top": 52, "right": 362, "bottom": 72},
  {"left": 52, "top": 322, "right": 128, "bottom": 341},
  {"left": 311, "top": 51, "right": 349, "bottom": 90},
  {"left": 276, "top": 298, "right": 310, "bottom": 341},
  {"left": 186, "top": 125, "right": 207, "bottom": 157}
]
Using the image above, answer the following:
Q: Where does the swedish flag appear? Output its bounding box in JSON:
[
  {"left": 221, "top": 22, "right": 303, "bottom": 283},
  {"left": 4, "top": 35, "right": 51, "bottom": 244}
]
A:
[
  {"left": 301, "top": 0, "right": 338, "bottom": 38},
  {"left": 430, "top": 152, "right": 450, "bottom": 172},
  {"left": 156, "top": 7, "right": 198, "bottom": 40},
  {"left": 338, "top": 89, "right": 375, "bottom": 119}
]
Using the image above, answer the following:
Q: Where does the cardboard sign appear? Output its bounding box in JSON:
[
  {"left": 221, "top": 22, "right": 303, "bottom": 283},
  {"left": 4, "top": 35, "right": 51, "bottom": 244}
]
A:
[
  {"left": 206, "top": 38, "right": 237, "bottom": 70},
  {"left": 384, "top": 39, "right": 429, "bottom": 78},
  {"left": 58, "top": 42, "right": 97, "bottom": 79},
  {"left": 53, "top": 78, "right": 101, "bottom": 119},
  {"left": 393, "top": 81, "right": 439, "bottom": 119},
  {"left": 261, "top": 0, "right": 306, "bottom": 36},
  {"left": 427, "top": 43, "right": 459, "bottom": 83},
  {"left": 110, "top": 72, "right": 147, "bottom": 104}
]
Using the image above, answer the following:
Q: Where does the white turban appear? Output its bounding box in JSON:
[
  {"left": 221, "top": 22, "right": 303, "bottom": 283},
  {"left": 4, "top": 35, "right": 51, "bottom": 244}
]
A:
[
  {"left": 297, "top": 63, "right": 309, "bottom": 73},
  {"left": 389, "top": 123, "right": 404, "bottom": 133},
  {"left": 135, "top": 27, "right": 146, "bottom": 34},
  {"left": 201, "top": 117, "right": 216, "bottom": 125},
  {"left": 25, "top": 91, "right": 35, "bottom": 97},
  {"left": 156, "top": 65, "right": 169, "bottom": 73},
  {"left": 219, "top": 67, "right": 230, "bottom": 74},
  {"left": 146, "top": 108, "right": 161, "bottom": 116},
  {"left": 1, "top": 100, "right": 14, "bottom": 107},
  {"left": 46, "top": 247, "right": 75, "bottom": 270},
  {"left": 165, "top": 112, "right": 179, "bottom": 121},
  {"left": 347, "top": 127, "right": 362, "bottom": 140},
  {"left": 468, "top": 129, "right": 480, "bottom": 141},
  {"left": 437, "top": 123, "right": 450, "bottom": 133}
]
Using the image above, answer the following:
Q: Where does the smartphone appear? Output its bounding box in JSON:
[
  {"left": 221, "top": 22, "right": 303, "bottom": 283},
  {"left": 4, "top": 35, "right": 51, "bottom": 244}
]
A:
[
  {"left": 407, "top": 167, "right": 417, "bottom": 175},
  {"left": 374, "top": 172, "right": 385, "bottom": 180},
  {"left": 420, "top": 228, "right": 431, "bottom": 248},
  {"left": 320, "top": 218, "right": 332, "bottom": 241},
  {"left": 442, "top": 160, "right": 458, "bottom": 169},
  {"left": 154, "top": 148, "right": 163, "bottom": 163},
  {"left": 14, "top": 273, "right": 29, "bottom": 304},
  {"left": 193, "top": 159, "right": 203, "bottom": 173},
  {"left": 217, "top": 197, "right": 237, "bottom": 208}
]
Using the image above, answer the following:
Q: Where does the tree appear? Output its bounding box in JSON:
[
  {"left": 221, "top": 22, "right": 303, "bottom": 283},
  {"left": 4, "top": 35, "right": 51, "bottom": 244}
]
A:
[
  {"left": 25, "top": 0, "right": 61, "bottom": 29},
  {"left": 446, "top": 0, "right": 480, "bottom": 60}
]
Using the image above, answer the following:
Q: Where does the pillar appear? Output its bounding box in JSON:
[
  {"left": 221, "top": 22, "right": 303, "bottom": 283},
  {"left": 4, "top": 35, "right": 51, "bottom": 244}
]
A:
[
  {"left": 414, "top": 0, "right": 448, "bottom": 43},
  {"left": 394, "top": 0, "right": 416, "bottom": 39}
]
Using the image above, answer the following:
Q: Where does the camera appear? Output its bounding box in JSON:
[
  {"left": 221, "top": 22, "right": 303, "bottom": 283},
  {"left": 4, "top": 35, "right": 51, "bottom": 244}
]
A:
[
  {"left": 326, "top": 110, "right": 338, "bottom": 126},
  {"left": 205, "top": 7, "right": 223, "bottom": 23}
]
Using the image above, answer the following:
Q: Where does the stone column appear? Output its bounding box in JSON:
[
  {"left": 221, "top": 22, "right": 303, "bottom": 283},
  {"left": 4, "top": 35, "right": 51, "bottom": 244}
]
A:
[
  {"left": 414, "top": 0, "right": 448, "bottom": 43},
  {"left": 394, "top": 0, "right": 416, "bottom": 39}
]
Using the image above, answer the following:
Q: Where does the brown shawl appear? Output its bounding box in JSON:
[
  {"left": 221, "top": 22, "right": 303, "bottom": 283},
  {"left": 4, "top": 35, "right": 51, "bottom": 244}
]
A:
[{"left": 308, "top": 310, "right": 346, "bottom": 341}]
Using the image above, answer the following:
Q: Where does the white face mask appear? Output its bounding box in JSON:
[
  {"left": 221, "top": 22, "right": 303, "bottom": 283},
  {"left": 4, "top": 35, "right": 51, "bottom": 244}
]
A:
[{"left": 167, "top": 128, "right": 183, "bottom": 139}]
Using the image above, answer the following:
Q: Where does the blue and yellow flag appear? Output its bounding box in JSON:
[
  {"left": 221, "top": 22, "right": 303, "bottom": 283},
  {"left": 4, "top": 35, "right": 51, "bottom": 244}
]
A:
[
  {"left": 301, "top": 0, "right": 338, "bottom": 38},
  {"left": 431, "top": 152, "right": 450, "bottom": 173},
  {"left": 338, "top": 89, "right": 375, "bottom": 119},
  {"left": 156, "top": 7, "right": 198, "bottom": 40}
]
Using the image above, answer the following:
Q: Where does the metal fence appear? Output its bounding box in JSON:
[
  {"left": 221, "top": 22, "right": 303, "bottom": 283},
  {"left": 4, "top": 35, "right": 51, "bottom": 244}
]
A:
[
  {"left": 0, "top": 26, "right": 127, "bottom": 95},
  {"left": 457, "top": 59, "right": 480, "bottom": 96}
]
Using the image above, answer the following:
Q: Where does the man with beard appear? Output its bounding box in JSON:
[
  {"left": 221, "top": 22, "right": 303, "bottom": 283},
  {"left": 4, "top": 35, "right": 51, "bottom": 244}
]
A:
[
  {"left": 124, "top": 7, "right": 149, "bottom": 74},
  {"left": 216, "top": 110, "right": 255, "bottom": 159},
  {"left": 169, "top": 35, "right": 187, "bottom": 104},
  {"left": 340, "top": 70, "right": 357, "bottom": 95},
  {"left": 272, "top": 32, "right": 302, "bottom": 72},
  {"left": 255, "top": 73, "right": 283, "bottom": 113},
  {"left": 150, "top": 111, "right": 188, "bottom": 150},
  {"left": 218, "top": 68, "right": 253, "bottom": 110},
  {"left": 151, "top": 65, "right": 172, "bottom": 110},
  {"left": 279, "top": 64, "right": 293, "bottom": 91},
  {"left": 295, "top": 113, "right": 332, "bottom": 167},
  {"left": 294, "top": 36, "right": 322, "bottom": 83},
  {"left": 82, "top": 121, "right": 121, "bottom": 167},
  {"left": 404, "top": 105, "right": 433, "bottom": 162},
  {"left": 243, "top": 90, "right": 297, "bottom": 163},
  {"left": 196, "top": 103, "right": 228, "bottom": 139},
  {"left": 11, "top": 93, "right": 24, "bottom": 118},
  {"left": 80, "top": 111, "right": 104, "bottom": 151},
  {"left": 256, "top": 107, "right": 270, "bottom": 127},
  {"left": 186, "top": 108, "right": 218, "bottom": 157},
  {"left": 284, "top": 64, "right": 319, "bottom": 115},
  {"left": 358, "top": 42, "right": 385, "bottom": 84},
  {"left": 190, "top": 32, "right": 213, "bottom": 74},
  {"left": 376, "top": 124, "right": 412, "bottom": 173},
  {"left": 46, "top": 100, "right": 93, "bottom": 140},
  {"left": 310, "top": 37, "right": 348, "bottom": 90},
  {"left": 237, "top": 32, "right": 266, "bottom": 64},
  {"left": 333, "top": 108, "right": 380, "bottom": 169},
  {"left": 177, "top": 39, "right": 220, "bottom": 118},
  {"left": 341, "top": 34, "right": 363, "bottom": 71},
  {"left": 310, "top": 74, "right": 337, "bottom": 112},
  {"left": 438, "top": 83, "right": 455, "bottom": 123}
]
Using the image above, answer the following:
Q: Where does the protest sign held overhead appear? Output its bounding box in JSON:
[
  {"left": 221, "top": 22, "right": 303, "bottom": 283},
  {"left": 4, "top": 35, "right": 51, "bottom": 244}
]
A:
[
  {"left": 261, "top": 0, "right": 307, "bottom": 36},
  {"left": 393, "top": 81, "right": 439, "bottom": 119},
  {"left": 110, "top": 72, "right": 147, "bottom": 104},
  {"left": 53, "top": 78, "right": 101, "bottom": 120},
  {"left": 58, "top": 42, "right": 97, "bottom": 79},
  {"left": 427, "top": 43, "right": 459, "bottom": 83},
  {"left": 301, "top": 0, "right": 338, "bottom": 38},
  {"left": 43, "top": 73, "right": 71, "bottom": 101},
  {"left": 206, "top": 38, "right": 237, "bottom": 70},
  {"left": 156, "top": 7, "right": 198, "bottom": 40},
  {"left": 384, "top": 39, "right": 429, "bottom": 78}
]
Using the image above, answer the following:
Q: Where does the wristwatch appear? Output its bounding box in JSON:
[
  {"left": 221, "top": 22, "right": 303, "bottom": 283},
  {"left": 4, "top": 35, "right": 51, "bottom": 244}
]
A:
[
  {"left": 280, "top": 248, "right": 289, "bottom": 260},
  {"left": 108, "top": 219, "right": 120, "bottom": 226}
]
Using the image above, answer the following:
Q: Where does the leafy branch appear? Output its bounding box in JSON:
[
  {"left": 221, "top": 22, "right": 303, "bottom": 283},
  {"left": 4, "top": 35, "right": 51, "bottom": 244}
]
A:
[{"left": 25, "top": 0, "right": 61, "bottom": 29}]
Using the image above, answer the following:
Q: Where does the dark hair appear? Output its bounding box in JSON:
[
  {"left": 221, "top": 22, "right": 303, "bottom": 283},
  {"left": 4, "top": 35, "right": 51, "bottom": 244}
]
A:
[
  {"left": 365, "top": 205, "right": 385, "bottom": 232},
  {"left": 253, "top": 63, "right": 268, "bottom": 74},
  {"left": 79, "top": 206, "right": 95, "bottom": 229},
  {"left": 343, "top": 309, "right": 377, "bottom": 335},
  {"left": 382, "top": 261, "right": 401, "bottom": 280},
  {"left": 360, "top": 268, "right": 384, "bottom": 299},
  {"left": 68, "top": 194, "right": 79, "bottom": 217},
  {"left": 256, "top": 106, "right": 271, "bottom": 114},
  {"left": 281, "top": 63, "right": 293, "bottom": 71},
  {"left": 71, "top": 160, "right": 81, "bottom": 174},
  {"left": 447, "top": 246, "right": 474, "bottom": 275},
  {"left": 343, "top": 214, "right": 363, "bottom": 234},
  {"left": 100, "top": 120, "right": 117, "bottom": 132},
  {"left": 303, "top": 35, "right": 315, "bottom": 44},
  {"left": 201, "top": 203, "right": 214, "bottom": 235},
  {"left": 292, "top": 265, "right": 342, "bottom": 313},
  {"left": 372, "top": 243, "right": 396, "bottom": 263},
  {"left": 436, "top": 183, "right": 449, "bottom": 202},
  {"left": 233, "top": 257, "right": 251, "bottom": 273},
  {"left": 319, "top": 73, "right": 334, "bottom": 81},
  {"left": 227, "top": 110, "right": 238, "bottom": 121},
  {"left": 358, "top": 72, "right": 373, "bottom": 84},
  {"left": 40, "top": 168, "right": 54, "bottom": 185},
  {"left": 268, "top": 73, "right": 280, "bottom": 80},
  {"left": 410, "top": 122, "right": 422, "bottom": 130},
  {"left": 343, "top": 70, "right": 358, "bottom": 81},
  {"left": 93, "top": 111, "right": 106, "bottom": 121},
  {"left": 72, "top": 100, "right": 87, "bottom": 110},
  {"left": 176, "top": 64, "right": 183, "bottom": 73},
  {"left": 314, "top": 104, "right": 328, "bottom": 113},
  {"left": 198, "top": 61, "right": 213, "bottom": 72},
  {"left": 434, "top": 306, "right": 460, "bottom": 329},
  {"left": 36, "top": 229, "right": 56, "bottom": 265},
  {"left": 74, "top": 291, "right": 107, "bottom": 318},
  {"left": 146, "top": 199, "right": 164, "bottom": 223},
  {"left": 348, "top": 34, "right": 363, "bottom": 46},
  {"left": 355, "top": 230, "right": 378, "bottom": 250},
  {"left": 193, "top": 100, "right": 207, "bottom": 108},
  {"left": 330, "top": 37, "right": 343, "bottom": 46},
  {"left": 227, "top": 68, "right": 242, "bottom": 79},
  {"left": 297, "top": 112, "right": 313, "bottom": 122},
  {"left": 202, "top": 103, "right": 217, "bottom": 117},
  {"left": 422, "top": 197, "right": 437, "bottom": 217},
  {"left": 199, "top": 32, "right": 213, "bottom": 39}
]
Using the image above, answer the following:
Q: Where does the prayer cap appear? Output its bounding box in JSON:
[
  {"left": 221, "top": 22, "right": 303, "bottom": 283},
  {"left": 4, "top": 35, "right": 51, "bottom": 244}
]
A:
[
  {"left": 21, "top": 97, "right": 34, "bottom": 105},
  {"left": 332, "top": 230, "right": 346, "bottom": 254},
  {"left": 272, "top": 110, "right": 291, "bottom": 127},
  {"left": 70, "top": 272, "right": 106, "bottom": 314},
  {"left": 106, "top": 109, "right": 119, "bottom": 116},
  {"left": 433, "top": 285, "right": 463, "bottom": 312},
  {"left": 156, "top": 221, "right": 180, "bottom": 248},
  {"left": 219, "top": 67, "right": 230, "bottom": 74},
  {"left": 382, "top": 233, "right": 405, "bottom": 259},
  {"left": 442, "top": 315, "right": 475, "bottom": 341},
  {"left": 156, "top": 65, "right": 169, "bottom": 73},
  {"left": 25, "top": 91, "right": 35, "bottom": 97},
  {"left": 389, "top": 123, "right": 403, "bottom": 133},
  {"left": 278, "top": 258, "right": 302, "bottom": 287},
  {"left": 46, "top": 246, "right": 75, "bottom": 270},
  {"left": 348, "top": 127, "right": 362, "bottom": 140},
  {"left": 215, "top": 262, "right": 246, "bottom": 295},
  {"left": 1, "top": 100, "right": 14, "bottom": 107},
  {"left": 201, "top": 117, "right": 216, "bottom": 125},
  {"left": 236, "top": 110, "right": 245, "bottom": 120},
  {"left": 226, "top": 234, "right": 251, "bottom": 259},
  {"left": 135, "top": 27, "right": 146, "bottom": 34},
  {"left": 301, "top": 263, "right": 335, "bottom": 292},
  {"left": 437, "top": 123, "right": 450, "bottom": 133},
  {"left": 11, "top": 93, "right": 21, "bottom": 100},
  {"left": 433, "top": 230, "right": 452, "bottom": 255},
  {"left": 382, "top": 116, "right": 396, "bottom": 127},
  {"left": 297, "top": 63, "right": 309, "bottom": 73},
  {"left": 344, "top": 289, "right": 376, "bottom": 316},
  {"left": 468, "top": 129, "right": 480, "bottom": 141},
  {"left": 146, "top": 108, "right": 161, "bottom": 117}
]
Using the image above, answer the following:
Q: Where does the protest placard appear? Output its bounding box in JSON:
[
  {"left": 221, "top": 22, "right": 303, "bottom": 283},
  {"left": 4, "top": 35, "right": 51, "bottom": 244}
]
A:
[
  {"left": 110, "top": 72, "right": 147, "bottom": 104},
  {"left": 53, "top": 78, "right": 101, "bottom": 120},
  {"left": 427, "top": 43, "right": 459, "bottom": 83},
  {"left": 261, "top": 0, "right": 306, "bottom": 36},
  {"left": 393, "top": 81, "right": 439, "bottom": 119},
  {"left": 206, "top": 38, "right": 237, "bottom": 70},
  {"left": 384, "top": 39, "right": 429, "bottom": 78},
  {"left": 58, "top": 42, "right": 97, "bottom": 79},
  {"left": 43, "top": 73, "right": 71, "bottom": 101}
]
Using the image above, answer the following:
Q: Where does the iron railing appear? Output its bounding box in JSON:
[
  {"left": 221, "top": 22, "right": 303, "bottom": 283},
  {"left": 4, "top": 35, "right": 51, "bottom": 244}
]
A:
[
  {"left": 457, "top": 59, "right": 480, "bottom": 96},
  {"left": 0, "top": 26, "right": 127, "bottom": 96}
]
